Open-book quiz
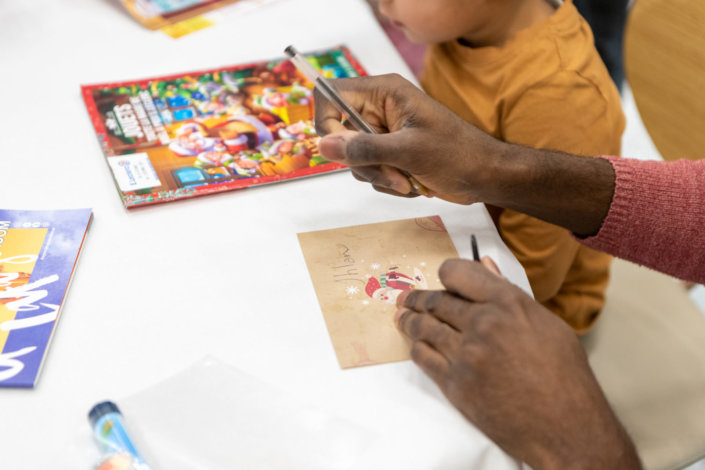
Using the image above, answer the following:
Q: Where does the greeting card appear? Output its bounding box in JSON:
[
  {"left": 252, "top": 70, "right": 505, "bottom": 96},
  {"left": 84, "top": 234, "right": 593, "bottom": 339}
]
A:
[{"left": 298, "top": 216, "right": 459, "bottom": 368}]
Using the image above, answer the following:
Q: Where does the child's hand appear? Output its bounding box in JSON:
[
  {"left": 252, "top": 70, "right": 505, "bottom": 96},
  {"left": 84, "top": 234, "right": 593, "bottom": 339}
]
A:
[{"left": 314, "top": 74, "right": 501, "bottom": 204}]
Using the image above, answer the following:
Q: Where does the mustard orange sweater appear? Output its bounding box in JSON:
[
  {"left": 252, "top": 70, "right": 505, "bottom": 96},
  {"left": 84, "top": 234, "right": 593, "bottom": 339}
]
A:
[{"left": 421, "top": 0, "right": 625, "bottom": 332}]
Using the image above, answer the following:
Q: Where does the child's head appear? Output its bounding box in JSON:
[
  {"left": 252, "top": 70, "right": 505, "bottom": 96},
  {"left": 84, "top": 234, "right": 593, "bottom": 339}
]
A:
[
  {"left": 377, "top": 0, "right": 554, "bottom": 47},
  {"left": 377, "top": 0, "right": 493, "bottom": 44}
]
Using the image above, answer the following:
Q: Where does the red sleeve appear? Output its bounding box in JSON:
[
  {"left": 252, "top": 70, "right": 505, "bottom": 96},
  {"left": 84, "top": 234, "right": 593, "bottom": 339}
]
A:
[{"left": 581, "top": 156, "right": 705, "bottom": 283}]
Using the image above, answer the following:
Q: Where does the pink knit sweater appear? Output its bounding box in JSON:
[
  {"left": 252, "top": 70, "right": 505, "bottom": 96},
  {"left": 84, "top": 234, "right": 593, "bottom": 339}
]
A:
[{"left": 581, "top": 156, "right": 705, "bottom": 284}]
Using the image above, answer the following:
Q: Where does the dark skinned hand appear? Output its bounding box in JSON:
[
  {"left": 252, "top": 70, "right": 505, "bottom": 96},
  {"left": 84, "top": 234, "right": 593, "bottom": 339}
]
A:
[
  {"left": 395, "top": 258, "right": 642, "bottom": 470},
  {"left": 314, "top": 73, "right": 501, "bottom": 204}
]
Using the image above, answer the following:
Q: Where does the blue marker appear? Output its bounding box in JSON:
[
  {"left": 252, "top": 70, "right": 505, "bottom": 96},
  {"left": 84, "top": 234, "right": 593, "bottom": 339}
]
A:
[{"left": 88, "top": 401, "right": 151, "bottom": 469}]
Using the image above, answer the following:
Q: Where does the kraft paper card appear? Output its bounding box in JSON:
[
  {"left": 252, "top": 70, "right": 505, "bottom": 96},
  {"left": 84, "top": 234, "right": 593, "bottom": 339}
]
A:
[{"left": 298, "top": 216, "right": 459, "bottom": 369}]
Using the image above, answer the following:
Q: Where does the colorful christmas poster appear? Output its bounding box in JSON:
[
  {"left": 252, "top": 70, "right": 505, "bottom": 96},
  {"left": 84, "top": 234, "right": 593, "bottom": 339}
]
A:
[
  {"left": 298, "top": 216, "right": 459, "bottom": 369},
  {"left": 0, "top": 209, "right": 92, "bottom": 388},
  {"left": 82, "top": 46, "right": 366, "bottom": 208}
]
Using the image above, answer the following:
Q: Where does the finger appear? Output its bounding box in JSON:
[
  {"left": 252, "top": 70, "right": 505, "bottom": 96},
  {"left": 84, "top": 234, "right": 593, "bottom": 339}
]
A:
[
  {"left": 319, "top": 130, "right": 414, "bottom": 170},
  {"left": 313, "top": 88, "right": 346, "bottom": 136},
  {"left": 396, "top": 289, "right": 410, "bottom": 307},
  {"left": 480, "top": 256, "right": 504, "bottom": 278},
  {"left": 342, "top": 119, "right": 358, "bottom": 132},
  {"left": 348, "top": 165, "right": 412, "bottom": 194},
  {"left": 371, "top": 184, "right": 420, "bottom": 199},
  {"left": 314, "top": 74, "right": 418, "bottom": 135},
  {"left": 402, "top": 289, "right": 470, "bottom": 331},
  {"left": 409, "top": 340, "right": 450, "bottom": 386},
  {"left": 395, "top": 308, "right": 460, "bottom": 358},
  {"left": 438, "top": 258, "right": 507, "bottom": 303},
  {"left": 313, "top": 76, "right": 385, "bottom": 136}
]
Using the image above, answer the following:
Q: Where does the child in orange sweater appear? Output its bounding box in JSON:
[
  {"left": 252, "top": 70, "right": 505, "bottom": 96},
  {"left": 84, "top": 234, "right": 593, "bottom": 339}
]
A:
[{"left": 375, "top": 0, "right": 625, "bottom": 332}]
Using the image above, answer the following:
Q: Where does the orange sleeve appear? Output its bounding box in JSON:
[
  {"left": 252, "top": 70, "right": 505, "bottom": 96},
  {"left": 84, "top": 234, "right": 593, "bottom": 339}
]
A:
[{"left": 497, "top": 72, "right": 622, "bottom": 305}]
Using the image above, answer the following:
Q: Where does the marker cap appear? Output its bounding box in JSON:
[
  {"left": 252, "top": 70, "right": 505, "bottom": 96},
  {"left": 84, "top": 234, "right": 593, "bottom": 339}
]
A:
[{"left": 88, "top": 400, "right": 121, "bottom": 427}]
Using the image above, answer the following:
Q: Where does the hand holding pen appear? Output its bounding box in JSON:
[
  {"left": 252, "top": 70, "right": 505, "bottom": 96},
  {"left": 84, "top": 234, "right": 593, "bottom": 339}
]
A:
[
  {"left": 286, "top": 46, "right": 430, "bottom": 196},
  {"left": 310, "top": 73, "right": 493, "bottom": 204}
]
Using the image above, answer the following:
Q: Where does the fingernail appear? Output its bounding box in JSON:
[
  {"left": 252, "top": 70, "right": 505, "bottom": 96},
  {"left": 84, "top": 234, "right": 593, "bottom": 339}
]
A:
[
  {"left": 389, "top": 179, "right": 410, "bottom": 195},
  {"left": 396, "top": 290, "right": 409, "bottom": 307},
  {"left": 319, "top": 130, "right": 356, "bottom": 161},
  {"left": 394, "top": 308, "right": 405, "bottom": 326}
]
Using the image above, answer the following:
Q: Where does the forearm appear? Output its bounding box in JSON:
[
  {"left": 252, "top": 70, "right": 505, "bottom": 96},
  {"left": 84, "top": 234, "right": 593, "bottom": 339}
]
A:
[{"left": 475, "top": 139, "right": 615, "bottom": 237}]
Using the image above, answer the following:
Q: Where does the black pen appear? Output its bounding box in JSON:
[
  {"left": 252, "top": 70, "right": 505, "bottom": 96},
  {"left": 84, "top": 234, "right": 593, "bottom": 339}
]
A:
[
  {"left": 471, "top": 234, "right": 480, "bottom": 262},
  {"left": 284, "top": 45, "right": 429, "bottom": 196}
]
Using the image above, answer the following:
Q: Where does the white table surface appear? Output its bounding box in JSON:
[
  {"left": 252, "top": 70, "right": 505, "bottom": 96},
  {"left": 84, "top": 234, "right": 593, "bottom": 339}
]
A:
[{"left": 0, "top": 1, "right": 530, "bottom": 468}]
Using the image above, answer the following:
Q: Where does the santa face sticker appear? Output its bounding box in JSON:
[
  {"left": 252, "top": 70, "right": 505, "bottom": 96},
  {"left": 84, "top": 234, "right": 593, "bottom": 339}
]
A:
[
  {"left": 298, "top": 216, "right": 458, "bottom": 368},
  {"left": 365, "top": 266, "right": 428, "bottom": 304}
]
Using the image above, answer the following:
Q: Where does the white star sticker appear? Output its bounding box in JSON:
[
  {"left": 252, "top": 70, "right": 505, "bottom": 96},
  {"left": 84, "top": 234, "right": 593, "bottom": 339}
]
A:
[{"left": 346, "top": 286, "right": 360, "bottom": 295}]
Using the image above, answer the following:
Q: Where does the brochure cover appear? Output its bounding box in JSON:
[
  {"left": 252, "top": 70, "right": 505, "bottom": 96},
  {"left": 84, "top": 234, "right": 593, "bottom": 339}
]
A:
[
  {"left": 0, "top": 209, "right": 92, "bottom": 387},
  {"left": 298, "top": 216, "right": 459, "bottom": 368},
  {"left": 121, "top": 0, "right": 242, "bottom": 29},
  {"left": 82, "top": 46, "right": 366, "bottom": 208}
]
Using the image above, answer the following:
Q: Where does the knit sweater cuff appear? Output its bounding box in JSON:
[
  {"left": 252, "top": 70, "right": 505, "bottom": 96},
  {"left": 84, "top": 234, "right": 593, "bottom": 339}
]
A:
[
  {"left": 580, "top": 155, "right": 632, "bottom": 253},
  {"left": 580, "top": 155, "right": 705, "bottom": 283}
]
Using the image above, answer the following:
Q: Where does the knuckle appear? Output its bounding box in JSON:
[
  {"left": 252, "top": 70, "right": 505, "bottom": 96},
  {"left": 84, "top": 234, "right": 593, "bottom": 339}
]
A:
[
  {"left": 386, "top": 73, "right": 404, "bottom": 84},
  {"left": 423, "top": 290, "right": 443, "bottom": 313},
  {"left": 346, "top": 135, "right": 377, "bottom": 164},
  {"left": 403, "top": 289, "right": 420, "bottom": 308},
  {"left": 451, "top": 297, "right": 470, "bottom": 322},
  {"left": 464, "top": 342, "right": 489, "bottom": 371},
  {"left": 396, "top": 309, "right": 412, "bottom": 332},
  {"left": 472, "top": 309, "right": 500, "bottom": 337},
  {"left": 410, "top": 341, "right": 427, "bottom": 364},
  {"left": 406, "top": 314, "right": 424, "bottom": 338},
  {"left": 433, "top": 324, "right": 454, "bottom": 346},
  {"left": 496, "top": 287, "right": 524, "bottom": 310}
]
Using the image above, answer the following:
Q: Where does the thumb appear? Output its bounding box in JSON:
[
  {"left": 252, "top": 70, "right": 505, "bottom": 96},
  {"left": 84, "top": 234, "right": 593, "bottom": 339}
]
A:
[
  {"left": 318, "top": 130, "right": 359, "bottom": 163},
  {"left": 319, "top": 130, "right": 412, "bottom": 169}
]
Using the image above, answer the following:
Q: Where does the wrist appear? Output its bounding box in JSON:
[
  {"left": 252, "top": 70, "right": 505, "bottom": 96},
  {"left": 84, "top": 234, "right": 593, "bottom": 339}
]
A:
[
  {"left": 527, "top": 414, "right": 642, "bottom": 470},
  {"left": 461, "top": 131, "right": 524, "bottom": 206}
]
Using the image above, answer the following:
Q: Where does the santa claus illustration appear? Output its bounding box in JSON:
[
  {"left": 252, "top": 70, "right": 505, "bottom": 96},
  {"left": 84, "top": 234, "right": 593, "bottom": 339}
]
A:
[{"left": 365, "top": 266, "right": 428, "bottom": 304}]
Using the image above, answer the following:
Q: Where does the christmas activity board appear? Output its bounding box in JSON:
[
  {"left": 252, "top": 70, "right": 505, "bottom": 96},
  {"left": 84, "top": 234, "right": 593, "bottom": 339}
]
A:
[
  {"left": 82, "top": 46, "right": 366, "bottom": 208},
  {"left": 298, "top": 216, "right": 459, "bottom": 369},
  {"left": 0, "top": 209, "right": 92, "bottom": 388}
]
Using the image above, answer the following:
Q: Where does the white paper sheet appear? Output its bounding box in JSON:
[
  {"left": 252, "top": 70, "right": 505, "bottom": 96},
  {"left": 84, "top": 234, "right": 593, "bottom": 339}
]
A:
[{"left": 119, "top": 356, "right": 374, "bottom": 470}]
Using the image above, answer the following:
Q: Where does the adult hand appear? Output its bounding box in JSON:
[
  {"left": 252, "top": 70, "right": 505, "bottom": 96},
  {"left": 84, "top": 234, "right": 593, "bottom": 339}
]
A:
[
  {"left": 314, "top": 74, "right": 501, "bottom": 204},
  {"left": 314, "top": 74, "right": 616, "bottom": 236},
  {"left": 395, "top": 258, "right": 641, "bottom": 470}
]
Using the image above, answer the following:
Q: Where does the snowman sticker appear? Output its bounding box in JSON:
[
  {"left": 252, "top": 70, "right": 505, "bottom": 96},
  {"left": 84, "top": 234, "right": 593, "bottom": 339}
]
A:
[{"left": 364, "top": 266, "right": 428, "bottom": 304}]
